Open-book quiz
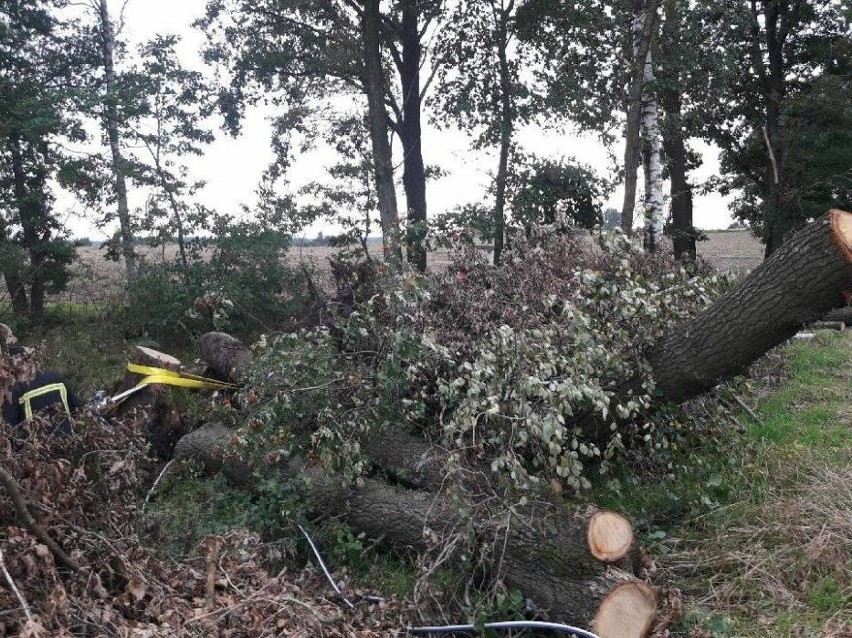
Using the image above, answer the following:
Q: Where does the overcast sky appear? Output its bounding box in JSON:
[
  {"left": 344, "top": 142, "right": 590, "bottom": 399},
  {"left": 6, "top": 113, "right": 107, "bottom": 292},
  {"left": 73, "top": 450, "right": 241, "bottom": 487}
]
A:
[{"left": 64, "top": 0, "right": 735, "bottom": 239}]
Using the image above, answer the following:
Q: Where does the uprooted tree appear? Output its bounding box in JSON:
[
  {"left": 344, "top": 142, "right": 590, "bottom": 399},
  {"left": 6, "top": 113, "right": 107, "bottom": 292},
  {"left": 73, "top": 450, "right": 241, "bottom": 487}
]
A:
[{"left": 170, "top": 210, "right": 851, "bottom": 636}]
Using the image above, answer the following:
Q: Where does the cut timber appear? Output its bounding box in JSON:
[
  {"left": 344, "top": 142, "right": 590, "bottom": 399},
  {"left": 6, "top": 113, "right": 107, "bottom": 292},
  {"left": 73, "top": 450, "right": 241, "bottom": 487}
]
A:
[
  {"left": 649, "top": 210, "right": 852, "bottom": 403},
  {"left": 592, "top": 581, "right": 657, "bottom": 638},
  {"left": 115, "top": 346, "right": 187, "bottom": 460},
  {"left": 588, "top": 510, "right": 634, "bottom": 563},
  {"left": 199, "top": 332, "right": 251, "bottom": 384},
  {"left": 823, "top": 305, "right": 852, "bottom": 326},
  {"left": 173, "top": 425, "right": 651, "bottom": 627}
]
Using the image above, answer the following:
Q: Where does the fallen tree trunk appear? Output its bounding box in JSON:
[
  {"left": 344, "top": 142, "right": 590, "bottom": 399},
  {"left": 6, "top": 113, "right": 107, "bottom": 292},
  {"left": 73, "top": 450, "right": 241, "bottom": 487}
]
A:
[
  {"left": 173, "top": 426, "right": 651, "bottom": 633},
  {"left": 649, "top": 209, "right": 852, "bottom": 403},
  {"left": 198, "top": 332, "right": 251, "bottom": 384}
]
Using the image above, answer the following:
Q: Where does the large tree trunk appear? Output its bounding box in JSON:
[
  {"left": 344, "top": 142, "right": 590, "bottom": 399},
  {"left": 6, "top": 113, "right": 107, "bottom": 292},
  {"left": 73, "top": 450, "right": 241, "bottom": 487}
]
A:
[
  {"left": 399, "top": 0, "right": 428, "bottom": 273},
  {"left": 174, "top": 425, "right": 654, "bottom": 634},
  {"left": 650, "top": 209, "right": 852, "bottom": 403},
  {"left": 98, "top": 0, "right": 137, "bottom": 285},
  {"left": 362, "top": 0, "right": 402, "bottom": 269}
]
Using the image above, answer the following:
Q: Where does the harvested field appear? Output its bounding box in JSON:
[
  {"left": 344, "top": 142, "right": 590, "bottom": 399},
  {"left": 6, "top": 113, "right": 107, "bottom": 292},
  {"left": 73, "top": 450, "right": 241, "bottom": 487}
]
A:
[{"left": 2, "top": 231, "right": 765, "bottom": 308}]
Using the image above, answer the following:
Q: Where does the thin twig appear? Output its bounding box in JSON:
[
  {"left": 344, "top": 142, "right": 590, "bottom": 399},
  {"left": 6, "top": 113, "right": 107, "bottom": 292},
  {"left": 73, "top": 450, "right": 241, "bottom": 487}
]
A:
[
  {"left": 0, "top": 467, "right": 81, "bottom": 571},
  {"left": 143, "top": 459, "right": 175, "bottom": 512},
  {"left": 731, "top": 394, "right": 764, "bottom": 425},
  {"left": 0, "top": 544, "right": 33, "bottom": 623},
  {"left": 297, "top": 524, "right": 355, "bottom": 609}
]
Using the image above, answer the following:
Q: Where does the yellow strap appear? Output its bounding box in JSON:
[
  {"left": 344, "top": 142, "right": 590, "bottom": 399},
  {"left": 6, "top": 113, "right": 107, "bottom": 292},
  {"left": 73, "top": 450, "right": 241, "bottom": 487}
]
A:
[
  {"left": 19, "top": 383, "right": 71, "bottom": 421},
  {"left": 126, "top": 363, "right": 239, "bottom": 391}
]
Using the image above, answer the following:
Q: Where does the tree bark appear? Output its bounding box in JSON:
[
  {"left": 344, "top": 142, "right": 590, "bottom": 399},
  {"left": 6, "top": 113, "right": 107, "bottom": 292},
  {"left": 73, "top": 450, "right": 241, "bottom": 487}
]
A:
[
  {"left": 659, "top": 0, "right": 695, "bottom": 261},
  {"left": 98, "top": 0, "right": 137, "bottom": 285},
  {"left": 492, "top": 0, "right": 513, "bottom": 266},
  {"left": 173, "top": 424, "right": 651, "bottom": 632},
  {"left": 362, "top": 0, "right": 402, "bottom": 268},
  {"left": 399, "top": 0, "right": 428, "bottom": 272},
  {"left": 198, "top": 332, "right": 252, "bottom": 384},
  {"left": 621, "top": 0, "right": 660, "bottom": 235},
  {"left": 649, "top": 209, "right": 852, "bottom": 403},
  {"left": 640, "top": 44, "right": 663, "bottom": 252}
]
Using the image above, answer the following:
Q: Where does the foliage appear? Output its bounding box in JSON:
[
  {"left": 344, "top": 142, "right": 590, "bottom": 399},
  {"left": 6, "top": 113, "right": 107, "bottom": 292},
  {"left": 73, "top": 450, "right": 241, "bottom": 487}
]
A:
[
  {"left": 703, "top": 0, "right": 851, "bottom": 251},
  {"left": 238, "top": 227, "right": 729, "bottom": 491},
  {"left": 0, "top": 415, "right": 402, "bottom": 636},
  {"left": 124, "top": 213, "right": 319, "bottom": 347},
  {"left": 507, "top": 153, "right": 608, "bottom": 232},
  {"left": 0, "top": 1, "right": 86, "bottom": 321}
]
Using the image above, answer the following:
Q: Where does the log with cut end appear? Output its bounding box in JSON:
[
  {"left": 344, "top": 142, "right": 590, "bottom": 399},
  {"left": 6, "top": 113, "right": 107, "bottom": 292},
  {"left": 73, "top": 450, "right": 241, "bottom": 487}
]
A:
[
  {"left": 822, "top": 306, "right": 852, "bottom": 326},
  {"left": 588, "top": 510, "right": 635, "bottom": 563},
  {"left": 592, "top": 581, "right": 657, "bottom": 638},
  {"left": 648, "top": 209, "right": 852, "bottom": 403},
  {"left": 114, "top": 346, "right": 187, "bottom": 459},
  {"left": 172, "top": 425, "right": 651, "bottom": 629},
  {"left": 199, "top": 332, "right": 252, "bottom": 384}
]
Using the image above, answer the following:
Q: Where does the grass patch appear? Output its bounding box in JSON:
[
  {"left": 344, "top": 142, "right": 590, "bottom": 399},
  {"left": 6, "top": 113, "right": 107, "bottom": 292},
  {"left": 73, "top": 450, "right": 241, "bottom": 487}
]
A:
[{"left": 598, "top": 332, "right": 851, "bottom": 637}]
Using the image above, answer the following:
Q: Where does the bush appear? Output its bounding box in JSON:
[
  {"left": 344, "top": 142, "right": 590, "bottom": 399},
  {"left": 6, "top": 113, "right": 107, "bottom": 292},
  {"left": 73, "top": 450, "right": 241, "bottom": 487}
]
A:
[
  {"left": 237, "top": 227, "right": 732, "bottom": 492},
  {"left": 125, "top": 219, "right": 322, "bottom": 347}
]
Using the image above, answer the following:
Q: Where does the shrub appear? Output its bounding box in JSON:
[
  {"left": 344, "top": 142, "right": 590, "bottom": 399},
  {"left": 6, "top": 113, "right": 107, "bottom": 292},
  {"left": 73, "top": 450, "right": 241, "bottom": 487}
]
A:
[
  {"left": 238, "top": 227, "right": 731, "bottom": 491},
  {"left": 125, "top": 218, "right": 322, "bottom": 347}
]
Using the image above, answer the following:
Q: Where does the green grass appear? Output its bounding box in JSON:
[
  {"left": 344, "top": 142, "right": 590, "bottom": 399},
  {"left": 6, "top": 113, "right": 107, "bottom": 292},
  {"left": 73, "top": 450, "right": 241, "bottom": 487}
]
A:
[{"left": 598, "top": 331, "right": 851, "bottom": 637}]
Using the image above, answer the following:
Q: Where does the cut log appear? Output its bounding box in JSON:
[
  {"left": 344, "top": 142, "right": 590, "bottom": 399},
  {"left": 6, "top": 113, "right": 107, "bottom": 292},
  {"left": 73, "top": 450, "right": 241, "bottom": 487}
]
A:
[
  {"left": 114, "top": 346, "right": 187, "bottom": 460},
  {"left": 199, "top": 332, "right": 252, "bottom": 384},
  {"left": 649, "top": 210, "right": 852, "bottom": 403},
  {"left": 588, "top": 510, "right": 634, "bottom": 563},
  {"left": 592, "top": 581, "right": 657, "bottom": 638},
  {"left": 172, "top": 424, "right": 254, "bottom": 487},
  {"left": 822, "top": 306, "right": 852, "bottom": 326},
  {"left": 173, "top": 425, "right": 651, "bottom": 629}
]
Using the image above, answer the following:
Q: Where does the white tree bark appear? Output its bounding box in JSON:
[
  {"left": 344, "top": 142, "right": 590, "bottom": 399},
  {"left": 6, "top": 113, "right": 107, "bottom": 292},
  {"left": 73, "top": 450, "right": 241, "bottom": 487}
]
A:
[{"left": 637, "top": 9, "right": 664, "bottom": 252}]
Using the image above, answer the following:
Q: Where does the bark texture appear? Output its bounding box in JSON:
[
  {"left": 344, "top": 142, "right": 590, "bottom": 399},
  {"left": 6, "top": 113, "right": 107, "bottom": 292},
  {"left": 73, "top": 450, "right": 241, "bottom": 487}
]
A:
[
  {"left": 399, "top": 0, "right": 428, "bottom": 272},
  {"left": 98, "top": 0, "right": 137, "bottom": 284},
  {"left": 198, "top": 332, "right": 252, "bottom": 384},
  {"left": 649, "top": 210, "right": 852, "bottom": 402},
  {"left": 639, "top": 27, "right": 663, "bottom": 252},
  {"left": 362, "top": 0, "right": 402, "bottom": 267}
]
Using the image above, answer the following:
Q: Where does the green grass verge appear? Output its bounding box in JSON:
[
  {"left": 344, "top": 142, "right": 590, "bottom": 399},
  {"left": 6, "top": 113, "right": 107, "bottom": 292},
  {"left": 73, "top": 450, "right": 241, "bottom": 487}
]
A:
[{"left": 597, "top": 332, "right": 851, "bottom": 637}]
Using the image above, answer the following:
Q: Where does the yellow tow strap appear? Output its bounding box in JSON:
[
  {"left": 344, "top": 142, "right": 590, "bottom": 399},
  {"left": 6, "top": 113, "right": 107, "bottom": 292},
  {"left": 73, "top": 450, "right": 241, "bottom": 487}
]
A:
[
  {"left": 124, "top": 363, "right": 239, "bottom": 393},
  {"left": 19, "top": 383, "right": 72, "bottom": 421}
]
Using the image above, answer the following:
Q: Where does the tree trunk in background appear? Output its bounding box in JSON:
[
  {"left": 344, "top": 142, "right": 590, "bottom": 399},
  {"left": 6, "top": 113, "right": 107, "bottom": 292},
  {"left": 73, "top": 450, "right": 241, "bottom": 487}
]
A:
[
  {"left": 98, "top": 0, "right": 137, "bottom": 285},
  {"left": 640, "top": 44, "right": 663, "bottom": 251},
  {"left": 621, "top": 0, "right": 659, "bottom": 234},
  {"left": 492, "top": 0, "right": 513, "bottom": 265},
  {"left": 362, "top": 0, "right": 402, "bottom": 268},
  {"left": 8, "top": 136, "right": 46, "bottom": 324},
  {"left": 660, "top": 0, "right": 694, "bottom": 261},
  {"left": 399, "top": 0, "right": 428, "bottom": 272},
  {"left": 649, "top": 210, "right": 852, "bottom": 402}
]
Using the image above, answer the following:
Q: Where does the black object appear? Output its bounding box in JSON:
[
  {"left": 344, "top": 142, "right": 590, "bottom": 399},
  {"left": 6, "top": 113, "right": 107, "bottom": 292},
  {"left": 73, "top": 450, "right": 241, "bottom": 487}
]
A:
[{"left": 2, "top": 371, "right": 82, "bottom": 431}]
